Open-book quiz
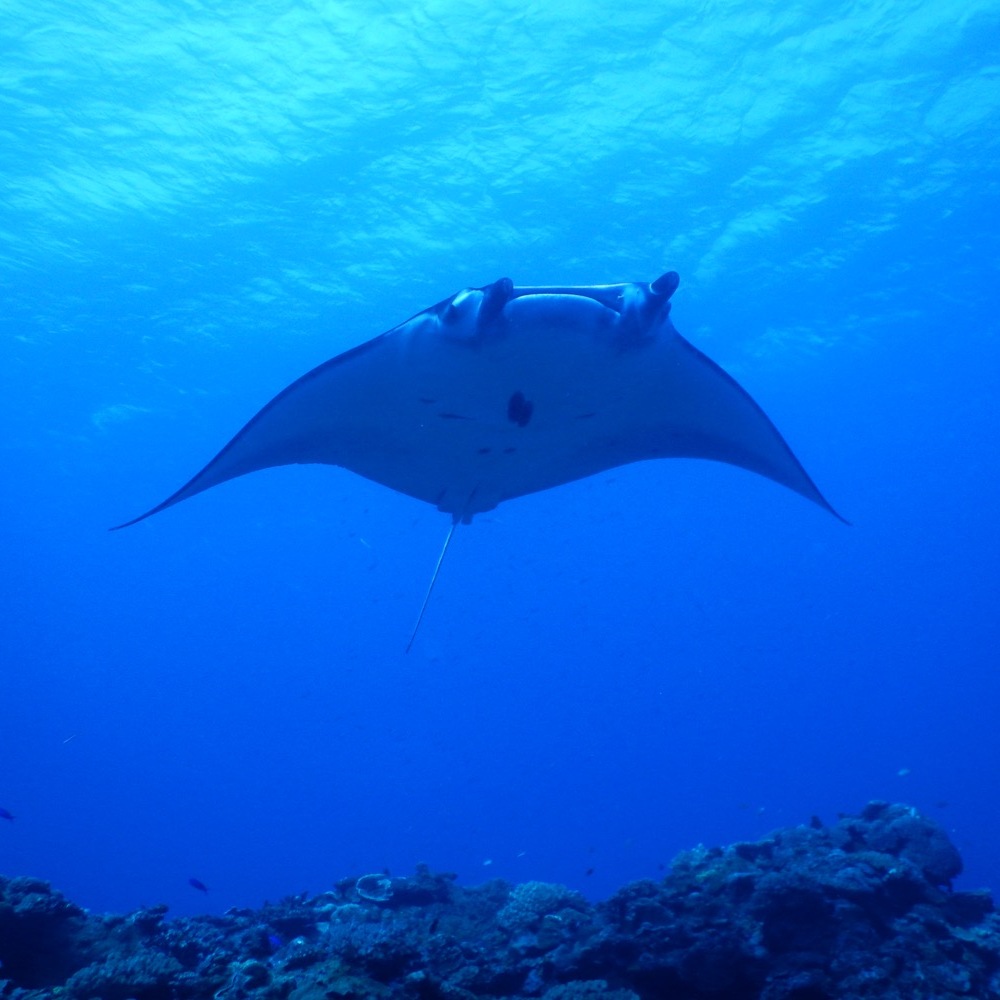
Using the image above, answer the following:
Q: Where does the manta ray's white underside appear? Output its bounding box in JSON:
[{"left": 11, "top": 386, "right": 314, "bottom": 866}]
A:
[{"left": 114, "top": 271, "right": 842, "bottom": 530}]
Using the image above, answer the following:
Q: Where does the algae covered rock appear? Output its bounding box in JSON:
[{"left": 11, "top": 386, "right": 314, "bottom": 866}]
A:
[
  {"left": 0, "top": 875, "right": 98, "bottom": 990},
  {"left": 0, "top": 803, "right": 998, "bottom": 999},
  {"left": 498, "top": 880, "right": 589, "bottom": 933},
  {"left": 852, "top": 800, "right": 963, "bottom": 885}
]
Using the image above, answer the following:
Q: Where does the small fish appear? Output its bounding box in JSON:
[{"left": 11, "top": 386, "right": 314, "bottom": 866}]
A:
[
  {"left": 188, "top": 877, "right": 209, "bottom": 893},
  {"left": 0, "top": 807, "right": 14, "bottom": 822}
]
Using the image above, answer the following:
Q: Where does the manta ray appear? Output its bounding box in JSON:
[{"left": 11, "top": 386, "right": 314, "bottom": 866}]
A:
[{"left": 114, "top": 271, "right": 843, "bottom": 646}]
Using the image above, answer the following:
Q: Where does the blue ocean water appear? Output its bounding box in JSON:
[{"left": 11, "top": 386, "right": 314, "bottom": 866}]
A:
[{"left": 2, "top": 0, "right": 998, "bottom": 922}]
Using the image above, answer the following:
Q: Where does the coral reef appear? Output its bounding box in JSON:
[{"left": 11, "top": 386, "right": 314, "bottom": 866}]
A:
[{"left": 1, "top": 803, "right": 998, "bottom": 999}]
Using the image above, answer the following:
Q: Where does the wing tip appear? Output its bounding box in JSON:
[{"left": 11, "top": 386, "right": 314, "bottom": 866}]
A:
[
  {"left": 108, "top": 499, "right": 175, "bottom": 531},
  {"left": 817, "top": 494, "right": 851, "bottom": 526},
  {"left": 793, "top": 468, "right": 849, "bottom": 526},
  {"left": 108, "top": 511, "right": 151, "bottom": 531}
]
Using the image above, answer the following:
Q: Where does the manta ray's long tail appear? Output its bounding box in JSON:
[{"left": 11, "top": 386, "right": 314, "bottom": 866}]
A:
[{"left": 406, "top": 516, "right": 460, "bottom": 653}]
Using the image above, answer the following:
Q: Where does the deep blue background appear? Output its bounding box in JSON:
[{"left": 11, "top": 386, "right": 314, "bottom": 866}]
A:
[{"left": 2, "top": 0, "right": 998, "bottom": 918}]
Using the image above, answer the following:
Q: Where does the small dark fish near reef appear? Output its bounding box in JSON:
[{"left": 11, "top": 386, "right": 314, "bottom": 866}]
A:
[
  {"left": 0, "top": 808, "right": 14, "bottom": 822},
  {"left": 188, "top": 877, "right": 209, "bottom": 893}
]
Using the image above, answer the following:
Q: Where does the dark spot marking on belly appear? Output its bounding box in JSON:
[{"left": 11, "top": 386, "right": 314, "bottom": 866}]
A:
[{"left": 507, "top": 391, "right": 533, "bottom": 427}]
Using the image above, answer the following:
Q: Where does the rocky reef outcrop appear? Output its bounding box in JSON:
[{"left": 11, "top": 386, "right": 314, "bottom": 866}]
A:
[{"left": 1, "top": 802, "right": 997, "bottom": 999}]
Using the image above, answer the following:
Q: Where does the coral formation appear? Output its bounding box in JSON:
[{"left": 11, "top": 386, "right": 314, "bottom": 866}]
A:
[{"left": 1, "top": 803, "right": 997, "bottom": 999}]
